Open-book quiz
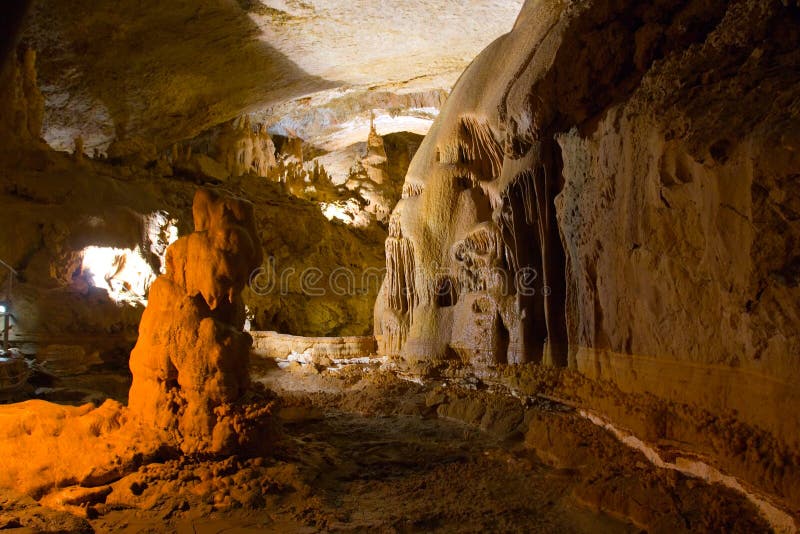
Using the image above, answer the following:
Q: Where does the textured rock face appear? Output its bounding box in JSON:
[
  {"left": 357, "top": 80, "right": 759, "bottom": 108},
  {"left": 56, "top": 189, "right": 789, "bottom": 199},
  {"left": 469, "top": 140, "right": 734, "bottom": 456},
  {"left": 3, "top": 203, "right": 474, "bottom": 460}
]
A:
[
  {"left": 128, "top": 189, "right": 266, "bottom": 454},
  {"left": 177, "top": 116, "right": 277, "bottom": 181},
  {"left": 376, "top": 0, "right": 800, "bottom": 501},
  {"left": 0, "top": 49, "right": 405, "bottom": 347},
  {"left": 0, "top": 47, "right": 44, "bottom": 146},
  {"left": 20, "top": 0, "right": 522, "bottom": 154},
  {"left": 250, "top": 331, "right": 376, "bottom": 361}
]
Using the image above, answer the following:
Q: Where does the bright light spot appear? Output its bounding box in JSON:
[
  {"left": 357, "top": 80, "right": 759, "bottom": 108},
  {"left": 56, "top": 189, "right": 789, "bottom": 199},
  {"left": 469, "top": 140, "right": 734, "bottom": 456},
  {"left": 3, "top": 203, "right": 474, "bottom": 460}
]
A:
[
  {"left": 316, "top": 113, "right": 435, "bottom": 153},
  {"left": 407, "top": 107, "right": 440, "bottom": 117},
  {"left": 0, "top": 305, "right": 5, "bottom": 314},
  {"left": 78, "top": 211, "right": 179, "bottom": 305},
  {"left": 81, "top": 246, "right": 155, "bottom": 305},
  {"left": 320, "top": 199, "right": 371, "bottom": 227}
]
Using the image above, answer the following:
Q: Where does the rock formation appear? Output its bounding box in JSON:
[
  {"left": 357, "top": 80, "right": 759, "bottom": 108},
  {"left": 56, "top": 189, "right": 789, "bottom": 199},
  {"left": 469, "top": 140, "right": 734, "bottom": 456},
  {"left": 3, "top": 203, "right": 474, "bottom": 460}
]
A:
[
  {"left": 375, "top": 0, "right": 800, "bottom": 507},
  {"left": 363, "top": 114, "right": 388, "bottom": 184},
  {"left": 217, "top": 117, "right": 277, "bottom": 178},
  {"left": 128, "top": 188, "right": 269, "bottom": 455},
  {"left": 0, "top": 187, "right": 277, "bottom": 498},
  {"left": 0, "top": 0, "right": 798, "bottom": 529},
  {"left": 0, "top": 47, "right": 44, "bottom": 145},
  {"left": 350, "top": 115, "right": 400, "bottom": 223}
]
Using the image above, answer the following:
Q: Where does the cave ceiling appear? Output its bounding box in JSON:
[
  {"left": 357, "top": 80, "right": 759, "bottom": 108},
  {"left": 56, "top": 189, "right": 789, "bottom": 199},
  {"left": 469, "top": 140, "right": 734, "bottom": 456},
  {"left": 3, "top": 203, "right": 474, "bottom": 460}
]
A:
[{"left": 21, "top": 0, "right": 524, "bottom": 153}]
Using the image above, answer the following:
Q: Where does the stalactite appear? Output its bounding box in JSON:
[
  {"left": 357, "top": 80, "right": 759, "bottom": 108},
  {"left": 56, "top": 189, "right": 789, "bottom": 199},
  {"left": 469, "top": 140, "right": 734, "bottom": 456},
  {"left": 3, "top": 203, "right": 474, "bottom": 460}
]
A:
[
  {"left": 217, "top": 116, "right": 277, "bottom": 178},
  {"left": 385, "top": 236, "right": 416, "bottom": 318},
  {"left": 535, "top": 147, "right": 568, "bottom": 365},
  {"left": 482, "top": 182, "right": 504, "bottom": 213},
  {"left": 463, "top": 223, "right": 497, "bottom": 256},
  {"left": 388, "top": 215, "right": 402, "bottom": 238},
  {"left": 436, "top": 116, "right": 504, "bottom": 181},
  {"left": 512, "top": 170, "right": 536, "bottom": 226},
  {"left": 459, "top": 117, "right": 504, "bottom": 179},
  {"left": 402, "top": 181, "right": 424, "bottom": 198},
  {"left": 493, "top": 161, "right": 568, "bottom": 366},
  {"left": 498, "top": 198, "right": 519, "bottom": 278},
  {"left": 453, "top": 223, "right": 504, "bottom": 294},
  {"left": 382, "top": 310, "right": 409, "bottom": 355}
]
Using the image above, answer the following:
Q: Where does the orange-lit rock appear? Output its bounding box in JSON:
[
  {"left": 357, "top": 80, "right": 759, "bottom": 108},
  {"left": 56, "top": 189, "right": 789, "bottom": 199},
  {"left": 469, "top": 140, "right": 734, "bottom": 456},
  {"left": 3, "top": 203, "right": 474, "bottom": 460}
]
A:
[
  {"left": 128, "top": 188, "right": 271, "bottom": 455},
  {"left": 0, "top": 188, "right": 273, "bottom": 498},
  {"left": 0, "top": 399, "right": 160, "bottom": 497}
]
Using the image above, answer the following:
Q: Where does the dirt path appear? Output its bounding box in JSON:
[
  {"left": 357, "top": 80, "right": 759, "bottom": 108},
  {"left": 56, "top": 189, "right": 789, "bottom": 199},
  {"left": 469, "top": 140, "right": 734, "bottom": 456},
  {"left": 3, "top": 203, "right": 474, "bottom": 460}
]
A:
[
  {"left": 88, "top": 411, "right": 629, "bottom": 533},
  {"left": 271, "top": 411, "right": 630, "bottom": 533},
  {"left": 0, "top": 362, "right": 770, "bottom": 533}
]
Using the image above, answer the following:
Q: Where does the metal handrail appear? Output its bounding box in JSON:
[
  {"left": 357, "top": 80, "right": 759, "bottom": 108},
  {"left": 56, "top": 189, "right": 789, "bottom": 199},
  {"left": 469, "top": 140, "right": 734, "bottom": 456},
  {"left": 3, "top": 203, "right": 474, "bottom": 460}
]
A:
[
  {"left": 0, "top": 259, "right": 16, "bottom": 353},
  {"left": 0, "top": 259, "right": 17, "bottom": 276}
]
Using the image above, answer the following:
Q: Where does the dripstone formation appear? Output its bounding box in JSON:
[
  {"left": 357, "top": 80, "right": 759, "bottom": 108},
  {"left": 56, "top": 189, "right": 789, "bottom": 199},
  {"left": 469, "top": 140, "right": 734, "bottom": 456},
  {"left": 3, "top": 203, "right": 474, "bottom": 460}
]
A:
[
  {"left": 375, "top": 0, "right": 800, "bottom": 506},
  {"left": 128, "top": 188, "right": 268, "bottom": 454}
]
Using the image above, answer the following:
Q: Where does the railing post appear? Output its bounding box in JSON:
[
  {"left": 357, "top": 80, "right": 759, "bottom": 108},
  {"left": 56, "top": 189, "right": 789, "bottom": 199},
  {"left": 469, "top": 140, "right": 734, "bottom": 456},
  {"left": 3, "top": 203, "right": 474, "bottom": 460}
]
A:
[
  {"left": 0, "top": 260, "right": 16, "bottom": 354},
  {"left": 3, "top": 306, "right": 8, "bottom": 353}
]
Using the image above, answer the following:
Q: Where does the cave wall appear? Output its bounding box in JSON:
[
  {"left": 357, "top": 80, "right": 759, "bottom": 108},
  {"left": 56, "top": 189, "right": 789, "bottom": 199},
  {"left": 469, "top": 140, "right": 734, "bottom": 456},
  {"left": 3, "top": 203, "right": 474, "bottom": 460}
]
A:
[
  {"left": 0, "top": 50, "right": 392, "bottom": 359},
  {"left": 376, "top": 0, "right": 800, "bottom": 467}
]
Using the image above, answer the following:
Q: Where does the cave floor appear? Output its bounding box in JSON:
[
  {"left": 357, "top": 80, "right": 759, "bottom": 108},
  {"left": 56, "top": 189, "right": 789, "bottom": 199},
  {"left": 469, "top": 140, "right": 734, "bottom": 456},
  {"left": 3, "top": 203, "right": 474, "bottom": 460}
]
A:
[
  {"left": 0, "top": 357, "right": 769, "bottom": 533},
  {"left": 85, "top": 361, "right": 632, "bottom": 533},
  {"left": 93, "top": 413, "right": 625, "bottom": 533}
]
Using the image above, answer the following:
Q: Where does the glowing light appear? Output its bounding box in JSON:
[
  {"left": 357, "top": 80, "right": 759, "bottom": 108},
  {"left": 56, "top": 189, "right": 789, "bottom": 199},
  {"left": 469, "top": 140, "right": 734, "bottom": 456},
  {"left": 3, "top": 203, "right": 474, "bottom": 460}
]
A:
[
  {"left": 81, "top": 246, "right": 155, "bottom": 305},
  {"left": 320, "top": 199, "right": 370, "bottom": 227},
  {"left": 244, "top": 305, "right": 254, "bottom": 332},
  {"left": 79, "top": 211, "right": 180, "bottom": 306},
  {"left": 316, "top": 113, "right": 435, "bottom": 153},
  {"left": 0, "top": 305, "right": 5, "bottom": 314}
]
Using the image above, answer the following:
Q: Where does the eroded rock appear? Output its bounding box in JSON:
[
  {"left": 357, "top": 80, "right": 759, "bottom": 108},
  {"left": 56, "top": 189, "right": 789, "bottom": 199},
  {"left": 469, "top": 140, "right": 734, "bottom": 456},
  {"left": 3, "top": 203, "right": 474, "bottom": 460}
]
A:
[
  {"left": 374, "top": 0, "right": 800, "bottom": 510},
  {"left": 129, "top": 188, "right": 271, "bottom": 455}
]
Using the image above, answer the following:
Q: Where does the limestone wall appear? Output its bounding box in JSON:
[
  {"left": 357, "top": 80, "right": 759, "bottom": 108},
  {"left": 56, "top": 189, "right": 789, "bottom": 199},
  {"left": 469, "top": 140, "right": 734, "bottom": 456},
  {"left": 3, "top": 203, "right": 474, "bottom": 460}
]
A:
[
  {"left": 251, "top": 331, "right": 376, "bottom": 360},
  {"left": 374, "top": 0, "right": 800, "bottom": 506}
]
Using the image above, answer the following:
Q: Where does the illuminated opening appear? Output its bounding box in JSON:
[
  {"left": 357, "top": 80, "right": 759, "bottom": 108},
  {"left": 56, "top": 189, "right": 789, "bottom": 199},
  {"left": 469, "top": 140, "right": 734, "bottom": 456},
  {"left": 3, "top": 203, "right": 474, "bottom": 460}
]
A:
[
  {"left": 79, "top": 212, "right": 180, "bottom": 305},
  {"left": 81, "top": 246, "right": 156, "bottom": 305},
  {"left": 146, "top": 211, "right": 179, "bottom": 274},
  {"left": 320, "top": 199, "right": 370, "bottom": 227}
]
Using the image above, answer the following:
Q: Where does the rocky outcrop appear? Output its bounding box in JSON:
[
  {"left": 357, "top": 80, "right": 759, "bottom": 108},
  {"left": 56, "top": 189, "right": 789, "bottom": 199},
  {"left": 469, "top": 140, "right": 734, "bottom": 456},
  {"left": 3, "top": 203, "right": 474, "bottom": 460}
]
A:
[
  {"left": 128, "top": 189, "right": 270, "bottom": 455},
  {"left": 0, "top": 191, "right": 275, "bottom": 496},
  {"left": 375, "top": 0, "right": 800, "bottom": 509},
  {"left": 250, "top": 331, "right": 376, "bottom": 361}
]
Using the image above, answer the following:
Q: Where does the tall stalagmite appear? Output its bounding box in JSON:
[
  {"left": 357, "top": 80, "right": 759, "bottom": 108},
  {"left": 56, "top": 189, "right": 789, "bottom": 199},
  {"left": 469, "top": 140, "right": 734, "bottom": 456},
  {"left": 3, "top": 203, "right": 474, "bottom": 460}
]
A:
[{"left": 128, "top": 188, "right": 269, "bottom": 455}]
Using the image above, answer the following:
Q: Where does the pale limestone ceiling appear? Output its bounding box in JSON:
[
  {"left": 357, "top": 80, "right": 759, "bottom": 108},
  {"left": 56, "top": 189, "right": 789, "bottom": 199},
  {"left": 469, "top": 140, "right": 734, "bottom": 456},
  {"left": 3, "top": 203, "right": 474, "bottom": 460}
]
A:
[
  {"left": 248, "top": 0, "right": 524, "bottom": 87},
  {"left": 22, "top": 0, "right": 523, "bottom": 154}
]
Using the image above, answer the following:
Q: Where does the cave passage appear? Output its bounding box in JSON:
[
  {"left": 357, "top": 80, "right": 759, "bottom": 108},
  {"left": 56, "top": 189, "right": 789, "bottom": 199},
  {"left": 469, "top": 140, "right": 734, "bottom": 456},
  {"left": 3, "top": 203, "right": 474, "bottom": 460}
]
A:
[{"left": 0, "top": 0, "right": 798, "bottom": 532}]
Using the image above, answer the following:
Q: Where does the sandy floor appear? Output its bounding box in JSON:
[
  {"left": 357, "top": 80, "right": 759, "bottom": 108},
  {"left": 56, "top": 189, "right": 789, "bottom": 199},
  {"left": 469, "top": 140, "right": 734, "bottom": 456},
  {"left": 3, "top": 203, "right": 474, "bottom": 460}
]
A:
[{"left": 0, "top": 358, "right": 770, "bottom": 533}]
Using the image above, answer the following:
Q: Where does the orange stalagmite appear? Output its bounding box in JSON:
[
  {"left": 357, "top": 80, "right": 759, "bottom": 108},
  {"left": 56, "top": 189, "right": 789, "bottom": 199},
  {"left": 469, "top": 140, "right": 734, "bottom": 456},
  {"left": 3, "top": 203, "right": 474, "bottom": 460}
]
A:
[
  {"left": 128, "top": 188, "right": 270, "bottom": 455},
  {"left": 0, "top": 188, "right": 274, "bottom": 497}
]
